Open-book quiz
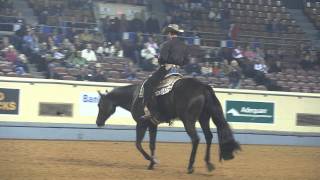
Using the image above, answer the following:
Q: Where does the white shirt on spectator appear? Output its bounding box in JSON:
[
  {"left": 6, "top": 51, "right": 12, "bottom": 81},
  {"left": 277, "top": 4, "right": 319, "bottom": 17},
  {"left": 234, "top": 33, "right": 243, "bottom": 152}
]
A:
[
  {"left": 81, "top": 49, "right": 97, "bottom": 61},
  {"left": 141, "top": 46, "right": 156, "bottom": 60},
  {"left": 254, "top": 63, "right": 268, "bottom": 73}
]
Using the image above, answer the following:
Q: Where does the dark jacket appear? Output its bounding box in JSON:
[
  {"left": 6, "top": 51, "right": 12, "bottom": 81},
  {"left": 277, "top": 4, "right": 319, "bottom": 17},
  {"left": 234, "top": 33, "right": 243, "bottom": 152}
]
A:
[{"left": 158, "top": 37, "right": 189, "bottom": 66}]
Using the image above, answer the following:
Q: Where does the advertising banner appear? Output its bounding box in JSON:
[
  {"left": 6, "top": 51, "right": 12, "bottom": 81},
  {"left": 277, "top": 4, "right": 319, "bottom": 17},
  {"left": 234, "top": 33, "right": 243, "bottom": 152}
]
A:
[
  {"left": 226, "top": 100, "right": 274, "bottom": 123},
  {"left": 0, "top": 88, "right": 19, "bottom": 115}
]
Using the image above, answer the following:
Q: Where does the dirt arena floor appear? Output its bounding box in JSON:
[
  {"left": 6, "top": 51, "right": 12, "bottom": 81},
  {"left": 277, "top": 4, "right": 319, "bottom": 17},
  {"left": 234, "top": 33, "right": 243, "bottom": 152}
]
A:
[{"left": 0, "top": 140, "right": 319, "bottom": 180}]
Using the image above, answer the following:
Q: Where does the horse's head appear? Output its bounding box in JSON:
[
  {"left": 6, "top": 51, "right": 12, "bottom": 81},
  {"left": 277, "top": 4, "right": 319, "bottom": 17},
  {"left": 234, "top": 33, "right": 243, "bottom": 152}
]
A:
[{"left": 96, "top": 90, "right": 116, "bottom": 127}]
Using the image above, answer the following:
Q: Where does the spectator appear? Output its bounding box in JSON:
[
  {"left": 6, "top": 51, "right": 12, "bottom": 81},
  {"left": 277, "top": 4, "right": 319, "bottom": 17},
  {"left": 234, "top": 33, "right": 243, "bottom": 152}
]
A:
[
  {"left": 140, "top": 43, "right": 157, "bottom": 71},
  {"left": 254, "top": 59, "right": 268, "bottom": 74},
  {"left": 201, "top": 62, "right": 213, "bottom": 77},
  {"left": 23, "top": 30, "right": 36, "bottom": 51},
  {"left": 228, "top": 23, "right": 240, "bottom": 40},
  {"left": 123, "top": 61, "right": 137, "bottom": 80},
  {"left": 145, "top": 14, "right": 160, "bottom": 34},
  {"left": 145, "top": 36, "right": 159, "bottom": 51},
  {"left": 212, "top": 62, "right": 221, "bottom": 77},
  {"left": 68, "top": 50, "right": 87, "bottom": 67},
  {"left": 228, "top": 60, "right": 242, "bottom": 89},
  {"left": 79, "top": 29, "right": 94, "bottom": 43},
  {"left": 109, "top": 41, "right": 124, "bottom": 58},
  {"left": 52, "top": 47, "right": 65, "bottom": 61},
  {"left": 185, "top": 57, "right": 201, "bottom": 76},
  {"left": 253, "top": 59, "right": 268, "bottom": 84},
  {"left": 119, "top": 14, "right": 128, "bottom": 34},
  {"left": 90, "top": 65, "right": 107, "bottom": 82},
  {"left": 243, "top": 45, "right": 256, "bottom": 61},
  {"left": 81, "top": 44, "right": 97, "bottom": 61},
  {"left": 15, "top": 54, "right": 29, "bottom": 75},
  {"left": 128, "top": 13, "right": 144, "bottom": 33},
  {"left": 4, "top": 45, "right": 18, "bottom": 63},
  {"left": 268, "top": 60, "right": 282, "bottom": 73},
  {"left": 108, "top": 16, "right": 121, "bottom": 42},
  {"left": 208, "top": 8, "right": 221, "bottom": 21}
]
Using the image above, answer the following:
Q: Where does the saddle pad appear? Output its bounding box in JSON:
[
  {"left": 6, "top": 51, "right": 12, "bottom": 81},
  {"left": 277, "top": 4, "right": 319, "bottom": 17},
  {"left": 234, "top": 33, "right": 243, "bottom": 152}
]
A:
[{"left": 139, "top": 74, "right": 182, "bottom": 97}]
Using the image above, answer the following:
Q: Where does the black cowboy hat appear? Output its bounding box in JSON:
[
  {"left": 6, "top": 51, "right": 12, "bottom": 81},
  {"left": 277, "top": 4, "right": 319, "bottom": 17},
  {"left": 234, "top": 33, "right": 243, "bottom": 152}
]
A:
[{"left": 162, "top": 24, "right": 184, "bottom": 34}]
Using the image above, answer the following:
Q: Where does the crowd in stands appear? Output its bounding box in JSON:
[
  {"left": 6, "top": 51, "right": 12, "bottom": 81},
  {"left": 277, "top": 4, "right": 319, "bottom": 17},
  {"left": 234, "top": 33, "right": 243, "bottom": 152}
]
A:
[
  {"left": 0, "top": 0, "right": 320, "bottom": 93},
  {"left": 304, "top": 0, "right": 320, "bottom": 30}
]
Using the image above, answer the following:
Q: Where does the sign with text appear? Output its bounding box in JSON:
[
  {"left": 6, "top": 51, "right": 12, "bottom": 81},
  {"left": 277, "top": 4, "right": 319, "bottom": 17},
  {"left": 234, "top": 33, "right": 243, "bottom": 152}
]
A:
[
  {"left": 226, "top": 100, "right": 274, "bottom": 123},
  {"left": 79, "top": 93, "right": 131, "bottom": 118},
  {"left": 0, "top": 88, "right": 19, "bottom": 115}
]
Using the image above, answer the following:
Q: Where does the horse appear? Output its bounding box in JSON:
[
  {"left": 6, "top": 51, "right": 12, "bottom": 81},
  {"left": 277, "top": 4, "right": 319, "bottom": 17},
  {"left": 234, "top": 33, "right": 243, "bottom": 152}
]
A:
[{"left": 96, "top": 77, "right": 240, "bottom": 174}]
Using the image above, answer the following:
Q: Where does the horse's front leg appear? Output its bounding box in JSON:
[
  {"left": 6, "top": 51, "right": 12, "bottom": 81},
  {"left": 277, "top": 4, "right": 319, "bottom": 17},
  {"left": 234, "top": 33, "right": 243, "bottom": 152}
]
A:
[
  {"left": 148, "top": 123, "right": 158, "bottom": 170},
  {"left": 136, "top": 122, "right": 153, "bottom": 165}
]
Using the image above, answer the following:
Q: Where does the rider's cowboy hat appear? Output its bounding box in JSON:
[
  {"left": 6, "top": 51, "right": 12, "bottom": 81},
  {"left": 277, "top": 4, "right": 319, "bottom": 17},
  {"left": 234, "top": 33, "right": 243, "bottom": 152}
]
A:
[{"left": 163, "top": 24, "right": 184, "bottom": 34}]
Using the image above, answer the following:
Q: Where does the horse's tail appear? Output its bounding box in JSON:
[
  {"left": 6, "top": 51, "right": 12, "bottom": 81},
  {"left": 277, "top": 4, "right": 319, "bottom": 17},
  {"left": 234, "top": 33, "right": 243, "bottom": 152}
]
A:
[{"left": 205, "top": 85, "right": 241, "bottom": 161}]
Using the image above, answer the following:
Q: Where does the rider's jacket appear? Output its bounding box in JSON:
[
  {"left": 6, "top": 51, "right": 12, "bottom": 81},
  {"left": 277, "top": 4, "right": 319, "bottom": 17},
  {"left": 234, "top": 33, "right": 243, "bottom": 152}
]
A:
[{"left": 158, "top": 37, "right": 189, "bottom": 67}]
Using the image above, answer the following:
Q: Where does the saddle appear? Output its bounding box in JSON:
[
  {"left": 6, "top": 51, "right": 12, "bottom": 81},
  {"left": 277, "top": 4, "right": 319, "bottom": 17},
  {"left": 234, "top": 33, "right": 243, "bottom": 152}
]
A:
[{"left": 139, "top": 73, "right": 183, "bottom": 98}]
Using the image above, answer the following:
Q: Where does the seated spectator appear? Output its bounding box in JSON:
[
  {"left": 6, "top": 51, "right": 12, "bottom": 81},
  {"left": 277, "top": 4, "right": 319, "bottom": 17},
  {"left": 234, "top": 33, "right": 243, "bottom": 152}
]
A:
[
  {"left": 90, "top": 65, "right": 107, "bottom": 82},
  {"left": 79, "top": 29, "right": 94, "bottom": 43},
  {"left": 254, "top": 59, "right": 268, "bottom": 74},
  {"left": 14, "top": 54, "right": 29, "bottom": 75},
  {"left": 185, "top": 57, "right": 201, "bottom": 76},
  {"left": 253, "top": 59, "right": 268, "bottom": 84},
  {"left": 201, "top": 62, "right": 213, "bottom": 77},
  {"left": 232, "top": 46, "right": 244, "bottom": 59},
  {"left": 68, "top": 50, "right": 87, "bottom": 68},
  {"left": 123, "top": 61, "right": 137, "bottom": 80},
  {"left": 81, "top": 44, "right": 97, "bottom": 61},
  {"left": 228, "top": 60, "right": 242, "bottom": 89},
  {"left": 109, "top": 41, "right": 124, "bottom": 58},
  {"left": 140, "top": 44, "right": 157, "bottom": 71},
  {"left": 4, "top": 45, "right": 18, "bottom": 63},
  {"left": 212, "top": 62, "right": 221, "bottom": 77},
  {"left": 52, "top": 47, "right": 65, "bottom": 61},
  {"left": 243, "top": 46, "right": 256, "bottom": 61},
  {"left": 268, "top": 60, "right": 282, "bottom": 73},
  {"left": 145, "top": 37, "right": 159, "bottom": 52},
  {"left": 208, "top": 8, "right": 221, "bottom": 21}
]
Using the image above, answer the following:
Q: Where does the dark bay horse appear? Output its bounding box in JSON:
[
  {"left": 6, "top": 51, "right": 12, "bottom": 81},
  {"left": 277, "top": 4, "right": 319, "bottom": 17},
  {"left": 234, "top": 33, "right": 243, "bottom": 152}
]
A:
[{"left": 96, "top": 78, "right": 240, "bottom": 173}]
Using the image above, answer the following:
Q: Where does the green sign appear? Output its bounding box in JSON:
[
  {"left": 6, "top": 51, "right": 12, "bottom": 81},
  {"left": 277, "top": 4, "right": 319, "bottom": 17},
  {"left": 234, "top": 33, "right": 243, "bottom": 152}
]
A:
[{"left": 226, "top": 100, "right": 274, "bottom": 123}]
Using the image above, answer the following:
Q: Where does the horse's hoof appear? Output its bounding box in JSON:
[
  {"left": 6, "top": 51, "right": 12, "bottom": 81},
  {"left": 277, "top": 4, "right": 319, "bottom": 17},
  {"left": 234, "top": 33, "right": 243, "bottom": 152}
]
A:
[
  {"left": 187, "top": 168, "right": 194, "bottom": 174},
  {"left": 152, "top": 157, "right": 159, "bottom": 164},
  {"left": 207, "top": 163, "right": 215, "bottom": 172},
  {"left": 148, "top": 164, "right": 154, "bottom": 170}
]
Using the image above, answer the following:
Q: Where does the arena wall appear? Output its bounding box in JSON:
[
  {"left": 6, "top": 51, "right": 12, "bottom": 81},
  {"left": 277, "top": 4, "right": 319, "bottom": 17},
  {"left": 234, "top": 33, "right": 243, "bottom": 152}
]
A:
[{"left": 1, "top": 76, "right": 320, "bottom": 146}]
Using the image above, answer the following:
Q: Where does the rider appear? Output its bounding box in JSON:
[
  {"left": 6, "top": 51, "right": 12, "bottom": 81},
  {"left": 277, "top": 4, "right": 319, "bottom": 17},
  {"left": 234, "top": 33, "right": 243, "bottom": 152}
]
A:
[{"left": 141, "top": 24, "right": 190, "bottom": 122}]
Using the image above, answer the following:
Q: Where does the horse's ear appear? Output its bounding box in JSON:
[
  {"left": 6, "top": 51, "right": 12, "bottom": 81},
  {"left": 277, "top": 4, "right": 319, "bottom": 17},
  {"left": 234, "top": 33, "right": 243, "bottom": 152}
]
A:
[{"left": 98, "top": 90, "right": 103, "bottom": 96}]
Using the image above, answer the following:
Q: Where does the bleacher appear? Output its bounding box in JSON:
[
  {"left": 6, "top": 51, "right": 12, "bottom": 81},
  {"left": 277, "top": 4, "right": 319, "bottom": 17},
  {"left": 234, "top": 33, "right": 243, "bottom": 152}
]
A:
[
  {"left": 304, "top": 1, "right": 320, "bottom": 30},
  {"left": 0, "top": 0, "right": 319, "bottom": 93}
]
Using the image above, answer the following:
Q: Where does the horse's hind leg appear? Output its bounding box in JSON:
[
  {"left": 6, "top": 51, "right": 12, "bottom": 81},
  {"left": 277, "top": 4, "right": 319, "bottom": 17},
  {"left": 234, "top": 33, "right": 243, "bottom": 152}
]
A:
[
  {"left": 182, "top": 120, "right": 199, "bottom": 174},
  {"left": 148, "top": 124, "right": 158, "bottom": 170},
  {"left": 199, "top": 112, "right": 215, "bottom": 172},
  {"left": 136, "top": 122, "right": 152, "bottom": 164}
]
